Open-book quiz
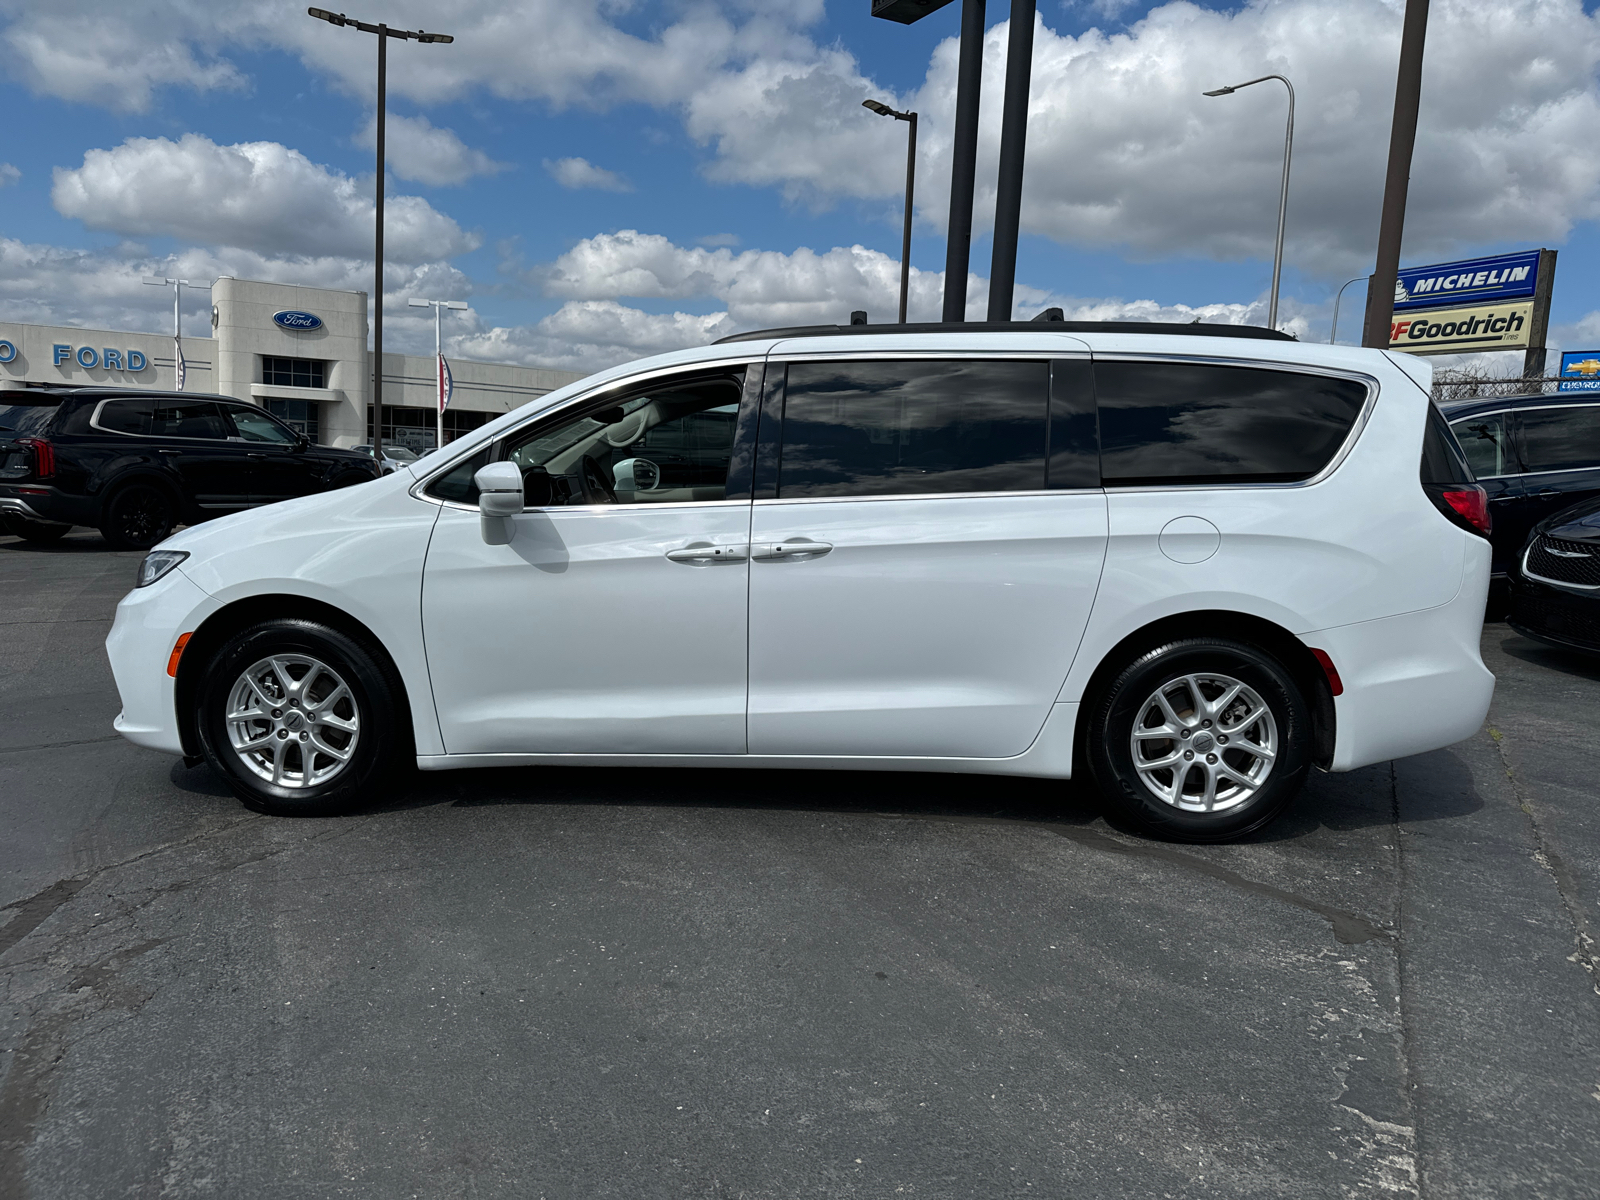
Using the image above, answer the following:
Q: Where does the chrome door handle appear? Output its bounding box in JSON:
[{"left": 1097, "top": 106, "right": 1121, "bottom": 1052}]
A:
[
  {"left": 665, "top": 543, "right": 748, "bottom": 564},
  {"left": 158, "top": 449, "right": 182, "bottom": 456},
  {"left": 1489, "top": 495, "right": 1518, "bottom": 503},
  {"left": 751, "top": 539, "right": 833, "bottom": 561},
  {"left": 247, "top": 452, "right": 270, "bottom": 460},
  {"left": 1537, "top": 489, "right": 1562, "bottom": 498}
]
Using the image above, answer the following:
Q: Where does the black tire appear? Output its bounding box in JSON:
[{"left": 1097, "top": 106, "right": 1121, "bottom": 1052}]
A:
[
  {"left": 2, "top": 516, "right": 71, "bottom": 544},
  {"left": 194, "top": 618, "right": 409, "bottom": 816},
  {"left": 99, "top": 483, "right": 176, "bottom": 550},
  {"left": 1086, "top": 637, "right": 1312, "bottom": 843}
]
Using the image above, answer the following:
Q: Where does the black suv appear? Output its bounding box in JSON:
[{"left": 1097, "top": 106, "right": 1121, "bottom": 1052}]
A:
[
  {"left": 1439, "top": 391, "right": 1600, "bottom": 577},
  {"left": 0, "top": 388, "right": 379, "bottom": 550}
]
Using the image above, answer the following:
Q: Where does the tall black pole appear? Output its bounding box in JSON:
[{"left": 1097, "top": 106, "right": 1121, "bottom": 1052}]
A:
[
  {"left": 899, "top": 113, "right": 918, "bottom": 324},
  {"left": 1362, "top": 0, "right": 1429, "bottom": 349},
  {"left": 942, "top": 0, "right": 985, "bottom": 322},
  {"left": 987, "top": 0, "right": 1035, "bottom": 322},
  {"left": 372, "top": 26, "right": 387, "bottom": 459}
]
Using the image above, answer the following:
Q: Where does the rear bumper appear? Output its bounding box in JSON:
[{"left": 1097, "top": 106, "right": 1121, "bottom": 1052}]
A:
[
  {"left": 106, "top": 568, "right": 218, "bottom": 755},
  {"left": 1313, "top": 540, "right": 1494, "bottom": 772},
  {"left": 0, "top": 493, "right": 73, "bottom": 527}
]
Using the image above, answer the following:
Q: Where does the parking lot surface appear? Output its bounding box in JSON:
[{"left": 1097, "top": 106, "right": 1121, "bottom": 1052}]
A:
[{"left": 2, "top": 530, "right": 1597, "bottom": 1198}]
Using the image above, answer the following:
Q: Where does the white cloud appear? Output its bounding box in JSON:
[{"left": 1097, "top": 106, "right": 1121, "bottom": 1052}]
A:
[
  {"left": 0, "top": 163, "right": 17, "bottom": 187},
  {"left": 0, "top": 237, "right": 473, "bottom": 353},
  {"left": 461, "top": 228, "right": 1291, "bottom": 374},
  {"left": 543, "top": 156, "right": 633, "bottom": 192},
  {"left": 358, "top": 113, "right": 508, "bottom": 186},
  {"left": 51, "top": 134, "right": 479, "bottom": 263}
]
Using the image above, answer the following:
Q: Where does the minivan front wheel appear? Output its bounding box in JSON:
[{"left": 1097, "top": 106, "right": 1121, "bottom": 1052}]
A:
[
  {"left": 196, "top": 618, "right": 406, "bottom": 816},
  {"left": 1087, "top": 638, "right": 1311, "bottom": 842}
]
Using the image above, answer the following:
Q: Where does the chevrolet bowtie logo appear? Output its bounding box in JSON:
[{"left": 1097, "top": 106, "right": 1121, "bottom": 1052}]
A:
[{"left": 1565, "top": 358, "right": 1600, "bottom": 377}]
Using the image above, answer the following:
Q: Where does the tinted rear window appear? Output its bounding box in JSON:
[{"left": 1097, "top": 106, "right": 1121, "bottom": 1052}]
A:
[
  {"left": 777, "top": 360, "right": 1049, "bottom": 498},
  {"left": 1422, "top": 404, "right": 1475, "bottom": 485},
  {"left": 0, "top": 401, "right": 60, "bottom": 437},
  {"left": 1518, "top": 405, "right": 1600, "bottom": 472},
  {"left": 99, "top": 398, "right": 231, "bottom": 439},
  {"left": 1095, "top": 362, "right": 1369, "bottom": 486}
]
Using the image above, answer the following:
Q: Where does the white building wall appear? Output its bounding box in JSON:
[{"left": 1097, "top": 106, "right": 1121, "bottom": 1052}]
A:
[{"left": 0, "top": 276, "right": 589, "bottom": 449}]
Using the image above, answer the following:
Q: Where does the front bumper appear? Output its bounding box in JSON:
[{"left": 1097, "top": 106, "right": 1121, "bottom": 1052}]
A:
[
  {"left": 106, "top": 568, "right": 219, "bottom": 755},
  {"left": 1507, "top": 573, "right": 1600, "bottom": 656}
]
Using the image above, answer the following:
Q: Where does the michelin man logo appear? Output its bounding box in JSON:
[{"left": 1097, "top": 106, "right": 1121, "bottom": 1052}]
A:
[{"left": 1394, "top": 279, "right": 1411, "bottom": 304}]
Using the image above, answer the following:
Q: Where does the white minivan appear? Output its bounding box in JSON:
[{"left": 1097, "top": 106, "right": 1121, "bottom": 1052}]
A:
[{"left": 107, "top": 323, "right": 1494, "bottom": 841}]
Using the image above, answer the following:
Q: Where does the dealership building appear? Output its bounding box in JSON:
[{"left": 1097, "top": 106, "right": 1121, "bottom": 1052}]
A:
[{"left": 0, "top": 277, "right": 584, "bottom": 451}]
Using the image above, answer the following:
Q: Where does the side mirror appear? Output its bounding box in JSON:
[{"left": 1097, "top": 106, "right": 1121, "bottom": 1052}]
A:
[
  {"left": 475, "top": 462, "right": 524, "bottom": 545},
  {"left": 520, "top": 464, "right": 554, "bottom": 507}
]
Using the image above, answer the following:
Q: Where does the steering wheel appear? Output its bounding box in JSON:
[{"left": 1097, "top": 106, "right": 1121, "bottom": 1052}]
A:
[{"left": 580, "top": 455, "right": 618, "bottom": 504}]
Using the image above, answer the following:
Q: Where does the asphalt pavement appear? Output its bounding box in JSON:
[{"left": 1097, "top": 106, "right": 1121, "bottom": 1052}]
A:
[{"left": 1, "top": 529, "right": 1596, "bottom": 1199}]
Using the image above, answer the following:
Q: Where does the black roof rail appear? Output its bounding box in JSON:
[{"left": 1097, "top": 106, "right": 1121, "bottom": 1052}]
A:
[{"left": 713, "top": 320, "right": 1297, "bottom": 345}]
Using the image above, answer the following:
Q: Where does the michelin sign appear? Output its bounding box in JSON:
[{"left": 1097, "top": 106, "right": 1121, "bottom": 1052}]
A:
[{"left": 1386, "top": 249, "right": 1555, "bottom": 362}]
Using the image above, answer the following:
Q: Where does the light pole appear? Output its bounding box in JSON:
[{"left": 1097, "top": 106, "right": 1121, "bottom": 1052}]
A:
[
  {"left": 408, "top": 297, "right": 468, "bottom": 450},
  {"left": 1204, "top": 73, "right": 1295, "bottom": 331},
  {"left": 1329, "top": 275, "right": 1365, "bottom": 344},
  {"left": 307, "top": 8, "right": 453, "bottom": 462},
  {"left": 863, "top": 100, "right": 918, "bottom": 324},
  {"left": 142, "top": 276, "right": 210, "bottom": 391}
]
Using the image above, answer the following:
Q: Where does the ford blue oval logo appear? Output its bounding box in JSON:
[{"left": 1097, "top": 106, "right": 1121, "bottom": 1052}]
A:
[{"left": 273, "top": 310, "right": 324, "bottom": 331}]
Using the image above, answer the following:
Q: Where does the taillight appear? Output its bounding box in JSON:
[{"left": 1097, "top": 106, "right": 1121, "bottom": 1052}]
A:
[
  {"left": 19, "top": 437, "right": 54, "bottom": 480},
  {"left": 1424, "top": 482, "right": 1491, "bottom": 538}
]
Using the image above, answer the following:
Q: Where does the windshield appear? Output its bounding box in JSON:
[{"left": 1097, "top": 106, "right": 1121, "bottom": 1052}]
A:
[
  {"left": 384, "top": 446, "right": 419, "bottom": 462},
  {"left": 0, "top": 402, "right": 60, "bottom": 436}
]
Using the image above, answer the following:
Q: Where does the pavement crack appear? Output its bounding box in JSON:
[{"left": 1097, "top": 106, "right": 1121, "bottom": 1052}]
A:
[
  {"left": 0, "top": 878, "right": 90, "bottom": 957},
  {"left": 0, "top": 735, "right": 124, "bottom": 756},
  {"left": 1487, "top": 724, "right": 1600, "bottom": 997},
  {"left": 1388, "top": 761, "right": 1426, "bottom": 1199}
]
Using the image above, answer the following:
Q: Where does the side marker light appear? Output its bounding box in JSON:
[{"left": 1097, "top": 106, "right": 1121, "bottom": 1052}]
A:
[
  {"left": 167, "top": 632, "right": 193, "bottom": 678},
  {"left": 1310, "top": 648, "right": 1343, "bottom": 697}
]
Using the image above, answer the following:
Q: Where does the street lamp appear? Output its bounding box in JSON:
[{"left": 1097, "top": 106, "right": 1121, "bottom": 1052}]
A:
[
  {"left": 1329, "top": 275, "right": 1366, "bottom": 344},
  {"left": 408, "top": 297, "right": 468, "bottom": 450},
  {"left": 1204, "top": 74, "right": 1295, "bottom": 331},
  {"left": 143, "top": 276, "right": 211, "bottom": 391},
  {"left": 306, "top": 7, "right": 453, "bottom": 461},
  {"left": 863, "top": 99, "right": 918, "bottom": 324}
]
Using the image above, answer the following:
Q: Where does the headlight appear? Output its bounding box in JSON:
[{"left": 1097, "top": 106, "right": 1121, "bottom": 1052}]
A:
[{"left": 136, "top": 550, "right": 189, "bottom": 588}]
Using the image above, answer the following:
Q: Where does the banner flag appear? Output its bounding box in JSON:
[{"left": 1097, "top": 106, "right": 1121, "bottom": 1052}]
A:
[
  {"left": 437, "top": 353, "right": 453, "bottom": 415},
  {"left": 175, "top": 337, "right": 186, "bottom": 391}
]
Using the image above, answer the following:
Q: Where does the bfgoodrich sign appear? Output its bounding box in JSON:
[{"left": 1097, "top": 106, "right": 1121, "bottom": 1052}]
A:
[{"left": 1389, "top": 301, "right": 1535, "bottom": 354}]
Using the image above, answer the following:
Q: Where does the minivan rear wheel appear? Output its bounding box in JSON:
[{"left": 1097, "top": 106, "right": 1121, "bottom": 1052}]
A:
[
  {"left": 1086, "top": 637, "right": 1312, "bottom": 842},
  {"left": 195, "top": 618, "right": 406, "bottom": 816}
]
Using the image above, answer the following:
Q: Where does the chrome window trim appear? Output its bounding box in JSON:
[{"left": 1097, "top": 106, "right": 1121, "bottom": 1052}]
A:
[
  {"left": 88, "top": 396, "right": 239, "bottom": 443},
  {"left": 1092, "top": 354, "right": 1379, "bottom": 493},
  {"left": 754, "top": 488, "right": 1101, "bottom": 506},
  {"left": 430, "top": 496, "right": 752, "bottom": 515},
  {"left": 410, "top": 357, "right": 757, "bottom": 505},
  {"left": 1505, "top": 465, "right": 1600, "bottom": 480},
  {"left": 1522, "top": 541, "right": 1600, "bottom": 591}
]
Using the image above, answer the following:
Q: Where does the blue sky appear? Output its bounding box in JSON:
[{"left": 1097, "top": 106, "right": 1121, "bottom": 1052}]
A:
[{"left": 2, "top": 0, "right": 1599, "bottom": 371}]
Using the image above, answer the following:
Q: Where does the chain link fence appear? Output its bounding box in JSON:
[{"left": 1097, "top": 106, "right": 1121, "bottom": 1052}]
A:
[{"left": 1429, "top": 370, "right": 1567, "bottom": 405}]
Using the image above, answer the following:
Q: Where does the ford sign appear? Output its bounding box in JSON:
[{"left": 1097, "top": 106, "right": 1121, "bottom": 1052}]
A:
[{"left": 272, "top": 310, "right": 324, "bottom": 331}]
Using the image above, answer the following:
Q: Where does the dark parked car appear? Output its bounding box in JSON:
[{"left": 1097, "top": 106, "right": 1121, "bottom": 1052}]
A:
[
  {"left": 1440, "top": 392, "right": 1600, "bottom": 578},
  {"left": 1507, "top": 494, "right": 1600, "bottom": 655},
  {"left": 0, "top": 388, "right": 379, "bottom": 550}
]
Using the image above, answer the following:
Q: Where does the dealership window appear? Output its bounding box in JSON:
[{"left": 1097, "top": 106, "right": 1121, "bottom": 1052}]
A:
[
  {"left": 261, "top": 356, "right": 326, "bottom": 389},
  {"left": 265, "top": 398, "right": 320, "bottom": 444},
  {"left": 368, "top": 406, "right": 490, "bottom": 451}
]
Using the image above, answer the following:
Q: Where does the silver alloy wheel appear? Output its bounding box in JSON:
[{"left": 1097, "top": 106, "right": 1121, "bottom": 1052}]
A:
[
  {"left": 225, "top": 654, "right": 360, "bottom": 789},
  {"left": 1129, "top": 672, "right": 1277, "bottom": 813}
]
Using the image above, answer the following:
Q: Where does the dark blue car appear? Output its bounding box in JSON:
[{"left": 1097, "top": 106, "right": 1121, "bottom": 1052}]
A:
[{"left": 1440, "top": 392, "right": 1600, "bottom": 578}]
